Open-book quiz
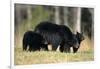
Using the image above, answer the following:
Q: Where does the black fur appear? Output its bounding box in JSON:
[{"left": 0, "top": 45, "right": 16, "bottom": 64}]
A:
[
  {"left": 73, "top": 32, "right": 85, "bottom": 53},
  {"left": 34, "top": 21, "right": 79, "bottom": 53},
  {"left": 23, "top": 31, "right": 48, "bottom": 52},
  {"left": 34, "top": 22, "right": 63, "bottom": 51}
]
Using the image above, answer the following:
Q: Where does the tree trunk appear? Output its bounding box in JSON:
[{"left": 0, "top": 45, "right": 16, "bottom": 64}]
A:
[
  {"left": 76, "top": 7, "right": 81, "bottom": 33},
  {"left": 88, "top": 8, "right": 94, "bottom": 41},
  {"left": 63, "top": 7, "right": 69, "bottom": 26},
  {"left": 72, "top": 7, "right": 81, "bottom": 33},
  {"left": 27, "top": 5, "right": 32, "bottom": 29},
  {"left": 15, "top": 5, "right": 21, "bottom": 26},
  {"left": 55, "top": 6, "right": 60, "bottom": 24}
]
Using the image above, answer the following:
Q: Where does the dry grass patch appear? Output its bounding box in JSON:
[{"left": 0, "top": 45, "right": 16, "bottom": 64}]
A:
[{"left": 14, "top": 37, "right": 94, "bottom": 65}]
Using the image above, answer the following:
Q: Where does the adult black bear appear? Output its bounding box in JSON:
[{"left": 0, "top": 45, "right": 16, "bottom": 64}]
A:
[
  {"left": 34, "top": 21, "right": 79, "bottom": 53},
  {"left": 23, "top": 31, "right": 48, "bottom": 52},
  {"left": 73, "top": 32, "right": 85, "bottom": 53},
  {"left": 34, "top": 22, "right": 63, "bottom": 51}
]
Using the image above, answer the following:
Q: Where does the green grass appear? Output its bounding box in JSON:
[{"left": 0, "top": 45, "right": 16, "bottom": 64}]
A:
[{"left": 14, "top": 47, "right": 94, "bottom": 65}]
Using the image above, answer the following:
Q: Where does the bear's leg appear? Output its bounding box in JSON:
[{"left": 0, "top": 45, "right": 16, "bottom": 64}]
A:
[
  {"left": 73, "top": 47, "right": 79, "bottom": 53},
  {"left": 44, "top": 44, "right": 48, "bottom": 51},
  {"left": 63, "top": 44, "right": 71, "bottom": 53},
  {"left": 52, "top": 46, "right": 58, "bottom": 51},
  {"left": 40, "top": 44, "right": 48, "bottom": 51},
  {"left": 59, "top": 45, "right": 64, "bottom": 52},
  {"left": 59, "top": 42, "right": 65, "bottom": 52},
  {"left": 29, "top": 45, "right": 33, "bottom": 52},
  {"left": 23, "top": 43, "right": 27, "bottom": 51}
]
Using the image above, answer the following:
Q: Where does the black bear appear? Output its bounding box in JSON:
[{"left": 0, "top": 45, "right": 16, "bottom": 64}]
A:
[
  {"left": 34, "top": 22, "right": 63, "bottom": 51},
  {"left": 58, "top": 25, "right": 79, "bottom": 53},
  {"left": 34, "top": 21, "right": 79, "bottom": 53},
  {"left": 73, "top": 32, "right": 85, "bottom": 53},
  {"left": 23, "top": 31, "right": 48, "bottom": 52},
  {"left": 59, "top": 25, "right": 84, "bottom": 53}
]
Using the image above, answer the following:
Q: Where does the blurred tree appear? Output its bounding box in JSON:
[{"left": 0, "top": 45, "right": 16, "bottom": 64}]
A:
[
  {"left": 81, "top": 8, "right": 93, "bottom": 39},
  {"left": 63, "top": 7, "right": 69, "bottom": 26},
  {"left": 59, "top": 7, "right": 63, "bottom": 25},
  {"left": 27, "top": 5, "right": 32, "bottom": 29},
  {"left": 55, "top": 6, "right": 60, "bottom": 24},
  {"left": 75, "top": 7, "right": 81, "bottom": 33},
  {"left": 68, "top": 7, "right": 81, "bottom": 33},
  {"left": 88, "top": 8, "right": 94, "bottom": 40},
  {"left": 45, "top": 6, "right": 55, "bottom": 22},
  {"left": 15, "top": 4, "right": 21, "bottom": 27}
]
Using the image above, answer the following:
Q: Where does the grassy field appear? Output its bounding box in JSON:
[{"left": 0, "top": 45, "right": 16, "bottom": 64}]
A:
[{"left": 14, "top": 38, "right": 94, "bottom": 65}]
